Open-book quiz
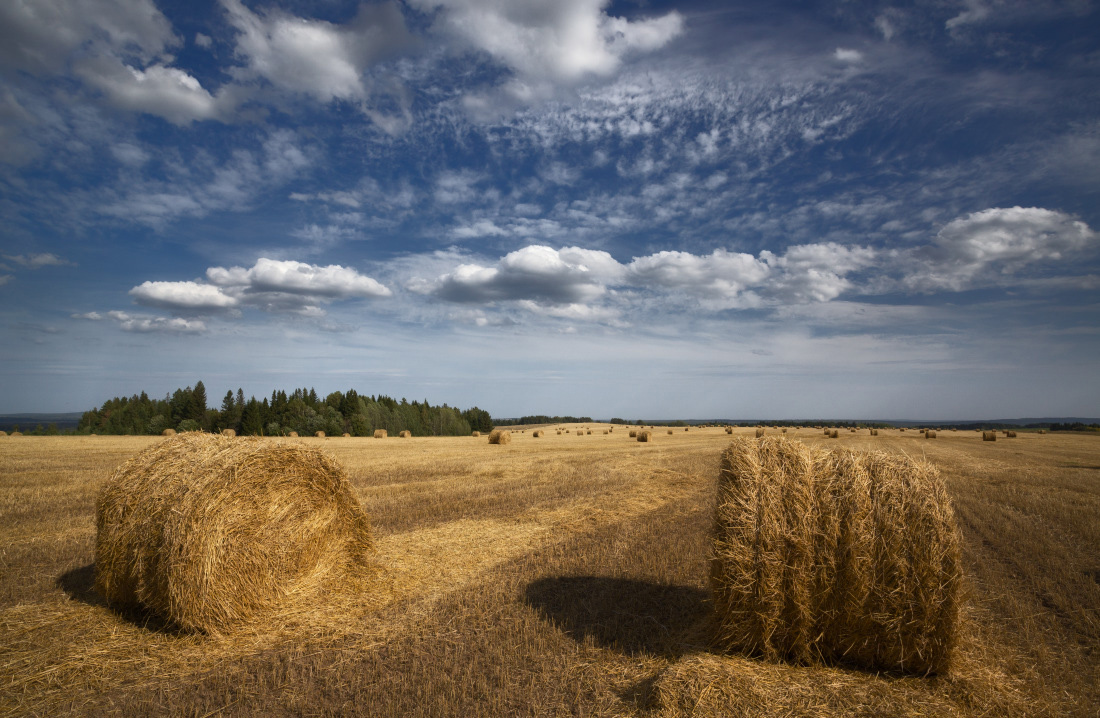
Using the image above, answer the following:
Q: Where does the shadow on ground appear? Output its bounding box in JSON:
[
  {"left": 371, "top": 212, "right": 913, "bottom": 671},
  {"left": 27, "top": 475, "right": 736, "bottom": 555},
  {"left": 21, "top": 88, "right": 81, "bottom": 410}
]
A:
[
  {"left": 524, "top": 576, "right": 710, "bottom": 657},
  {"left": 56, "top": 563, "right": 186, "bottom": 635}
]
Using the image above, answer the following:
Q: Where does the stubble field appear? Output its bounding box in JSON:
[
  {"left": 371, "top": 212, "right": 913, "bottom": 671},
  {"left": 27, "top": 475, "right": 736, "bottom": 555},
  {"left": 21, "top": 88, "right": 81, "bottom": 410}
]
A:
[{"left": 1, "top": 426, "right": 1098, "bottom": 716}]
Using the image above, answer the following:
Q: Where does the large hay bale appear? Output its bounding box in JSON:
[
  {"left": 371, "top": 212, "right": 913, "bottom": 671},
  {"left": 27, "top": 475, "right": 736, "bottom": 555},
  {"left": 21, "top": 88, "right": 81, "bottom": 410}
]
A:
[
  {"left": 726, "top": 427, "right": 733, "bottom": 434},
  {"left": 829, "top": 429, "right": 839, "bottom": 438},
  {"left": 926, "top": 430, "right": 937, "bottom": 439},
  {"left": 781, "top": 428, "right": 787, "bottom": 433},
  {"left": 399, "top": 430, "right": 412, "bottom": 438},
  {"left": 870, "top": 429, "right": 879, "bottom": 436},
  {"left": 587, "top": 429, "right": 592, "bottom": 435},
  {"left": 824, "top": 428, "right": 831, "bottom": 435},
  {"left": 472, "top": 431, "right": 480, "bottom": 437},
  {"left": 488, "top": 429, "right": 511, "bottom": 445},
  {"left": 315, "top": 431, "right": 325, "bottom": 438},
  {"left": 711, "top": 437, "right": 961, "bottom": 674},
  {"left": 1038, "top": 429, "right": 1046, "bottom": 434},
  {"left": 162, "top": 428, "right": 176, "bottom": 437},
  {"left": 629, "top": 430, "right": 638, "bottom": 438},
  {"left": 221, "top": 428, "right": 236, "bottom": 437},
  {"left": 342, "top": 433, "right": 351, "bottom": 438},
  {"left": 668, "top": 429, "right": 674, "bottom": 435},
  {"left": 755, "top": 428, "right": 765, "bottom": 438},
  {"left": 10, "top": 431, "right": 23, "bottom": 437},
  {"left": 982, "top": 431, "right": 997, "bottom": 441},
  {"left": 1006, "top": 430, "right": 1017, "bottom": 438},
  {"left": 373, "top": 430, "right": 387, "bottom": 439},
  {"left": 637, "top": 430, "right": 652, "bottom": 442},
  {"left": 94, "top": 433, "right": 372, "bottom": 635},
  {"left": 0, "top": 430, "right": 6, "bottom": 437},
  {"left": 289, "top": 431, "right": 299, "bottom": 437},
  {"left": 533, "top": 430, "right": 544, "bottom": 437}
]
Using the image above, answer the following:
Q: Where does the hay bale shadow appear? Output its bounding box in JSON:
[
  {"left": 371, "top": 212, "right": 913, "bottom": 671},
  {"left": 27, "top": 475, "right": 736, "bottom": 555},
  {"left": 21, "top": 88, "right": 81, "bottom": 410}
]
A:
[
  {"left": 56, "top": 563, "right": 185, "bottom": 635},
  {"left": 524, "top": 576, "right": 709, "bottom": 657}
]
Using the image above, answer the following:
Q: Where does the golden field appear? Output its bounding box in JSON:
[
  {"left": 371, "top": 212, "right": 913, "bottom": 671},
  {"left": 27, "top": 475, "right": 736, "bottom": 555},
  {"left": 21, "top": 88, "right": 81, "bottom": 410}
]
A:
[{"left": 1, "top": 426, "right": 1098, "bottom": 716}]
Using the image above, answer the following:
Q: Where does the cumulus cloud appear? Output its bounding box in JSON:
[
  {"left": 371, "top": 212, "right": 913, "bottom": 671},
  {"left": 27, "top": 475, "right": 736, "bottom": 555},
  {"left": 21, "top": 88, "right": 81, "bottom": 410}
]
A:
[
  {"left": 222, "top": 0, "right": 415, "bottom": 103},
  {"left": 207, "top": 257, "right": 392, "bottom": 298},
  {"left": 626, "top": 249, "right": 770, "bottom": 303},
  {"left": 129, "top": 281, "right": 239, "bottom": 310},
  {"left": 904, "top": 207, "right": 1098, "bottom": 292},
  {"left": 408, "top": 0, "right": 683, "bottom": 93},
  {"left": 833, "top": 48, "right": 863, "bottom": 63},
  {"left": 76, "top": 57, "right": 225, "bottom": 125},
  {"left": 427, "top": 245, "right": 623, "bottom": 303}
]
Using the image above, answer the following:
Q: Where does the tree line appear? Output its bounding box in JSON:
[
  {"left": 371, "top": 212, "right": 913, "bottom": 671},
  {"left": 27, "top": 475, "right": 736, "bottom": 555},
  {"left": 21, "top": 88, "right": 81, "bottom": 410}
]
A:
[{"left": 77, "top": 381, "right": 494, "bottom": 437}]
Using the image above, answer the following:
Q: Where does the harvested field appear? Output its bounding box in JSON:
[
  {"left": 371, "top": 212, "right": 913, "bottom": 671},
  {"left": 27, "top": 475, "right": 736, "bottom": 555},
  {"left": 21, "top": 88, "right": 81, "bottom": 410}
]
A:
[{"left": 1, "top": 426, "right": 1097, "bottom": 716}]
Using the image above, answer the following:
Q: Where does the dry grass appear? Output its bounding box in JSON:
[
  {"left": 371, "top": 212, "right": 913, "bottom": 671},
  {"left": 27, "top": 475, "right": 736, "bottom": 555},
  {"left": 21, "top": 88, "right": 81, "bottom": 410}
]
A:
[
  {"left": 1, "top": 427, "right": 1097, "bottom": 716},
  {"left": 94, "top": 433, "right": 372, "bottom": 635},
  {"left": 711, "top": 437, "right": 960, "bottom": 674}
]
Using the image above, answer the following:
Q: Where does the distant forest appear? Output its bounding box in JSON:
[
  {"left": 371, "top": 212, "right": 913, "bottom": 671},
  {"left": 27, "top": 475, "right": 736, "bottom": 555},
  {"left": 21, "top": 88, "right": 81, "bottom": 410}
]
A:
[{"left": 76, "top": 382, "right": 494, "bottom": 437}]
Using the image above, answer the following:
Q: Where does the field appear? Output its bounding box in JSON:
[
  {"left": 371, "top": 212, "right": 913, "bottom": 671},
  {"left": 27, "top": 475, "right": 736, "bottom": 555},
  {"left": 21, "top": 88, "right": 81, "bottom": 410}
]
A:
[{"left": 2, "top": 426, "right": 1098, "bottom": 716}]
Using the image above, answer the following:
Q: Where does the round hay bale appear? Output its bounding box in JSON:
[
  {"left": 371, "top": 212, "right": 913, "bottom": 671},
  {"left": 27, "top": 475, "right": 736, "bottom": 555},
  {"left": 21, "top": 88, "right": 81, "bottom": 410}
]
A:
[
  {"left": 373, "top": 430, "right": 387, "bottom": 439},
  {"left": 726, "top": 427, "right": 733, "bottom": 434},
  {"left": 982, "top": 431, "right": 997, "bottom": 441},
  {"left": 488, "top": 429, "right": 511, "bottom": 445},
  {"left": 162, "top": 428, "right": 177, "bottom": 437},
  {"left": 711, "top": 437, "right": 961, "bottom": 674},
  {"left": 472, "top": 431, "right": 481, "bottom": 437},
  {"left": 1038, "top": 429, "right": 1046, "bottom": 434},
  {"left": 1006, "top": 430, "right": 1017, "bottom": 438},
  {"left": 10, "top": 431, "right": 23, "bottom": 437},
  {"left": 755, "top": 428, "right": 765, "bottom": 438},
  {"left": 824, "top": 428, "right": 831, "bottom": 435},
  {"left": 587, "top": 430, "right": 592, "bottom": 435},
  {"left": 637, "top": 430, "right": 652, "bottom": 442},
  {"left": 577, "top": 429, "right": 584, "bottom": 436},
  {"left": 94, "top": 433, "right": 372, "bottom": 635},
  {"left": 0, "top": 430, "right": 6, "bottom": 437},
  {"left": 925, "top": 430, "right": 937, "bottom": 439},
  {"left": 870, "top": 429, "right": 879, "bottom": 436},
  {"left": 221, "top": 428, "right": 236, "bottom": 437},
  {"left": 829, "top": 429, "right": 839, "bottom": 438},
  {"left": 782, "top": 428, "right": 788, "bottom": 433},
  {"left": 668, "top": 429, "right": 674, "bottom": 435},
  {"left": 399, "top": 430, "right": 412, "bottom": 438},
  {"left": 342, "top": 433, "right": 351, "bottom": 438},
  {"left": 629, "top": 430, "right": 638, "bottom": 438},
  {"left": 315, "top": 431, "right": 325, "bottom": 438},
  {"left": 685, "top": 427, "right": 690, "bottom": 432},
  {"left": 289, "top": 431, "right": 299, "bottom": 437},
  {"left": 533, "top": 430, "right": 544, "bottom": 437},
  {"left": 603, "top": 429, "right": 609, "bottom": 434}
]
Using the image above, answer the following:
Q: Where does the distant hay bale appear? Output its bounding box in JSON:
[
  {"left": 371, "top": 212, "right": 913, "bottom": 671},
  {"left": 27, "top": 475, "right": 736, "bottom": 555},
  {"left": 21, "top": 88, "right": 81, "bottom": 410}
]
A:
[
  {"left": 488, "top": 429, "right": 512, "bottom": 445},
  {"left": 870, "top": 429, "right": 879, "bottom": 436},
  {"left": 685, "top": 427, "right": 690, "bottom": 432},
  {"left": 0, "top": 430, "right": 6, "bottom": 437},
  {"left": 829, "top": 429, "right": 839, "bottom": 438},
  {"left": 577, "top": 429, "right": 585, "bottom": 436},
  {"left": 373, "top": 430, "right": 387, "bottom": 439},
  {"left": 1038, "top": 429, "right": 1046, "bottom": 434},
  {"left": 399, "top": 430, "right": 411, "bottom": 438},
  {"left": 472, "top": 431, "right": 481, "bottom": 437},
  {"left": 850, "top": 428, "right": 857, "bottom": 433},
  {"left": 711, "top": 437, "right": 961, "bottom": 674},
  {"left": 603, "top": 429, "right": 609, "bottom": 434},
  {"left": 824, "top": 428, "right": 831, "bottom": 435},
  {"left": 982, "top": 431, "right": 997, "bottom": 441},
  {"left": 221, "top": 429, "right": 236, "bottom": 437},
  {"left": 1006, "top": 431, "right": 1017, "bottom": 438},
  {"left": 899, "top": 428, "right": 906, "bottom": 432},
  {"left": 587, "top": 430, "right": 592, "bottom": 435},
  {"left": 162, "top": 429, "right": 177, "bottom": 437},
  {"left": 637, "top": 430, "right": 652, "bottom": 442},
  {"left": 668, "top": 429, "right": 674, "bottom": 435},
  {"left": 926, "top": 430, "right": 937, "bottom": 439},
  {"left": 782, "top": 428, "right": 788, "bottom": 433},
  {"left": 533, "top": 430, "right": 544, "bottom": 437},
  {"left": 726, "top": 427, "right": 733, "bottom": 434},
  {"left": 755, "top": 428, "right": 765, "bottom": 438},
  {"left": 94, "top": 433, "right": 372, "bottom": 635},
  {"left": 289, "top": 431, "right": 299, "bottom": 438},
  {"left": 342, "top": 433, "right": 351, "bottom": 438},
  {"left": 629, "top": 430, "right": 638, "bottom": 438},
  {"left": 315, "top": 431, "right": 325, "bottom": 438}
]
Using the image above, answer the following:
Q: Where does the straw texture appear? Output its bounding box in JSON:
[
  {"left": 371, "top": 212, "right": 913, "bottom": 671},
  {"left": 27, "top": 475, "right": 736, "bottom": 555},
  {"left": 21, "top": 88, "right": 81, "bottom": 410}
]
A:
[
  {"left": 94, "top": 432, "right": 373, "bottom": 635},
  {"left": 711, "top": 437, "right": 962, "bottom": 674}
]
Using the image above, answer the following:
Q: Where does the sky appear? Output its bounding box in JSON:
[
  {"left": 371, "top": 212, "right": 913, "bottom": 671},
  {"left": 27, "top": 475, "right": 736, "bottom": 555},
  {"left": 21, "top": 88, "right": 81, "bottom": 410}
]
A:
[{"left": 1, "top": 0, "right": 1099, "bottom": 420}]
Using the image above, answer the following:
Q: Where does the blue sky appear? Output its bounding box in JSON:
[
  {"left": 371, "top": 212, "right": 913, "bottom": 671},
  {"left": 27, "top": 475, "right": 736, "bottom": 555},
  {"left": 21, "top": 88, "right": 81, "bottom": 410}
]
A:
[{"left": 1, "top": 0, "right": 1098, "bottom": 419}]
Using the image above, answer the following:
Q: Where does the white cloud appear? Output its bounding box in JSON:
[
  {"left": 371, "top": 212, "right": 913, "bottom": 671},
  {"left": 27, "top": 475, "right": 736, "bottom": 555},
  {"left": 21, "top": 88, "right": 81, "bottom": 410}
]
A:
[
  {"left": 946, "top": 0, "right": 992, "bottom": 31},
  {"left": 833, "top": 48, "right": 863, "bottom": 63},
  {"left": 904, "top": 207, "right": 1098, "bottom": 292},
  {"left": 129, "top": 281, "right": 239, "bottom": 310},
  {"left": 408, "top": 0, "right": 683, "bottom": 93},
  {"left": 222, "top": 0, "right": 414, "bottom": 103},
  {"left": 106, "top": 310, "right": 207, "bottom": 333},
  {"left": 0, "top": 275, "right": 11, "bottom": 286},
  {"left": 195, "top": 33, "right": 212, "bottom": 49},
  {"left": 430, "top": 244, "right": 623, "bottom": 303},
  {"left": 207, "top": 258, "right": 392, "bottom": 299},
  {"left": 0, "top": 0, "right": 178, "bottom": 75},
  {"left": 72, "top": 311, "right": 102, "bottom": 320},
  {"left": 626, "top": 249, "right": 770, "bottom": 302},
  {"left": 2, "top": 253, "right": 71, "bottom": 268},
  {"left": 76, "top": 57, "right": 224, "bottom": 125}
]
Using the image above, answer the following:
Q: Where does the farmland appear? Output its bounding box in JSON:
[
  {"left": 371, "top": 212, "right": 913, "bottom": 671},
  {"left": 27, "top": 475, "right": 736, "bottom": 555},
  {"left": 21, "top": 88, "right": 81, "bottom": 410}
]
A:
[{"left": 1, "top": 427, "right": 1098, "bottom": 716}]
